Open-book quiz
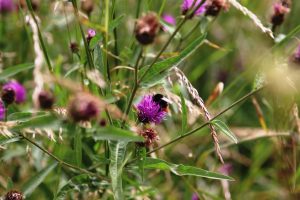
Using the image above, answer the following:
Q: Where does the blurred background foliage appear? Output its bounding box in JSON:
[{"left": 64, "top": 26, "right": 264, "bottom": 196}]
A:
[{"left": 1, "top": 0, "right": 300, "bottom": 199}]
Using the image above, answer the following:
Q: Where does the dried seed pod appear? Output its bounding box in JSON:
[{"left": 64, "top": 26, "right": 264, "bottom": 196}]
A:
[
  {"left": 81, "top": 0, "right": 94, "bottom": 16},
  {"left": 38, "top": 91, "right": 54, "bottom": 110},
  {"left": 68, "top": 93, "right": 100, "bottom": 122},
  {"left": 137, "top": 128, "right": 159, "bottom": 147},
  {"left": 135, "top": 12, "right": 159, "bottom": 45},
  {"left": 5, "top": 190, "right": 23, "bottom": 200}
]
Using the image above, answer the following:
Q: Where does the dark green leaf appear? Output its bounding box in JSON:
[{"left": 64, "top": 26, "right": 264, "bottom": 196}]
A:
[
  {"left": 75, "top": 130, "right": 82, "bottom": 167},
  {"left": 212, "top": 120, "right": 238, "bottom": 144},
  {"left": 12, "top": 114, "right": 61, "bottom": 130},
  {"left": 144, "top": 158, "right": 234, "bottom": 181},
  {"left": 22, "top": 162, "right": 57, "bottom": 196},
  {"left": 0, "top": 63, "right": 34, "bottom": 81},
  {"left": 93, "top": 127, "right": 144, "bottom": 142},
  {"left": 180, "top": 93, "right": 187, "bottom": 134}
]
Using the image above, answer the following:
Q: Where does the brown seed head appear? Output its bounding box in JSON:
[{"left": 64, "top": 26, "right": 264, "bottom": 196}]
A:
[
  {"left": 5, "top": 190, "right": 23, "bottom": 200},
  {"left": 135, "top": 12, "right": 160, "bottom": 45}
]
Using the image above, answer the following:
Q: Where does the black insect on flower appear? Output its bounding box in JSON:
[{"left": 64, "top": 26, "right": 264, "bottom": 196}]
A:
[
  {"left": 152, "top": 93, "right": 169, "bottom": 112},
  {"left": 4, "top": 190, "right": 23, "bottom": 200}
]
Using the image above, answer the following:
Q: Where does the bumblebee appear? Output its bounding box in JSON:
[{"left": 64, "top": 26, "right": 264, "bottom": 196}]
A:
[{"left": 152, "top": 94, "right": 170, "bottom": 112}]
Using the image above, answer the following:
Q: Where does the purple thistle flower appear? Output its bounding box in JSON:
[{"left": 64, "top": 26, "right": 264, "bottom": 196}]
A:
[
  {"left": 0, "top": 0, "right": 15, "bottom": 13},
  {"left": 294, "top": 44, "right": 300, "bottom": 61},
  {"left": 136, "top": 95, "right": 167, "bottom": 124},
  {"left": 2, "top": 81, "right": 26, "bottom": 104},
  {"left": 191, "top": 193, "right": 200, "bottom": 200},
  {"left": 181, "top": 0, "right": 206, "bottom": 16},
  {"left": 162, "top": 14, "right": 176, "bottom": 26},
  {"left": 0, "top": 100, "right": 5, "bottom": 120}
]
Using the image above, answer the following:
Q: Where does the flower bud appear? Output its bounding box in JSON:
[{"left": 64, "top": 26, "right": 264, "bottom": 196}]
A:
[
  {"left": 70, "top": 42, "right": 79, "bottom": 54},
  {"left": 271, "top": 2, "right": 290, "bottom": 28},
  {"left": 5, "top": 190, "right": 23, "bottom": 200},
  {"left": 2, "top": 81, "right": 26, "bottom": 104},
  {"left": 38, "top": 91, "right": 54, "bottom": 110},
  {"left": 205, "top": 0, "right": 228, "bottom": 17},
  {"left": 68, "top": 93, "right": 100, "bottom": 122},
  {"left": 135, "top": 13, "right": 159, "bottom": 45},
  {"left": 0, "top": 0, "right": 15, "bottom": 13},
  {"left": 81, "top": 0, "right": 94, "bottom": 16},
  {"left": 87, "top": 29, "right": 96, "bottom": 43}
]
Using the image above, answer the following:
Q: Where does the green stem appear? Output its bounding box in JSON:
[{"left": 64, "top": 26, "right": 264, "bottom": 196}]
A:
[{"left": 21, "top": 134, "right": 108, "bottom": 181}]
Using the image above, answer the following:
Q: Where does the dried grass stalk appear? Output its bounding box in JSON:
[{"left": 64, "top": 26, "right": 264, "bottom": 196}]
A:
[
  {"left": 174, "top": 67, "right": 224, "bottom": 163},
  {"left": 228, "top": 0, "right": 274, "bottom": 39}
]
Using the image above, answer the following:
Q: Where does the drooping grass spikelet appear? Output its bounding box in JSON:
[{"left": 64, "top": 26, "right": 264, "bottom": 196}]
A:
[
  {"left": 227, "top": 0, "right": 274, "bottom": 39},
  {"left": 174, "top": 67, "right": 224, "bottom": 163}
]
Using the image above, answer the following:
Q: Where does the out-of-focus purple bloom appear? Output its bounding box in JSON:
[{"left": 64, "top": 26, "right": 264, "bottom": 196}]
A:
[
  {"left": 191, "top": 193, "right": 200, "bottom": 200},
  {"left": 136, "top": 95, "right": 167, "bottom": 124},
  {"left": 87, "top": 29, "right": 96, "bottom": 43},
  {"left": 0, "top": 100, "right": 5, "bottom": 120},
  {"left": 162, "top": 14, "right": 176, "bottom": 26},
  {"left": 218, "top": 163, "right": 233, "bottom": 175},
  {"left": 294, "top": 44, "right": 300, "bottom": 60},
  {"left": 2, "top": 81, "right": 26, "bottom": 104},
  {"left": 181, "top": 0, "right": 206, "bottom": 16},
  {"left": 0, "top": 0, "right": 15, "bottom": 13}
]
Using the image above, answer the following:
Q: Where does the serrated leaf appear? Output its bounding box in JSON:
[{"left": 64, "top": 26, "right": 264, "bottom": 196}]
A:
[
  {"left": 22, "top": 162, "right": 57, "bottom": 196},
  {"left": 109, "top": 141, "right": 127, "bottom": 200},
  {"left": 212, "top": 120, "right": 238, "bottom": 144},
  {"left": 93, "top": 127, "right": 144, "bottom": 142},
  {"left": 0, "top": 63, "right": 34, "bottom": 81},
  {"left": 139, "top": 33, "right": 207, "bottom": 87},
  {"left": 144, "top": 158, "right": 234, "bottom": 181}
]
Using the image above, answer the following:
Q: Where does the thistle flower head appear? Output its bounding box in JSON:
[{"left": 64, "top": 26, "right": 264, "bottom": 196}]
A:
[
  {"left": 38, "top": 91, "right": 54, "bottom": 110},
  {"left": 271, "top": 1, "right": 290, "bottom": 27},
  {"left": 81, "top": 0, "right": 94, "bottom": 16},
  {"left": 137, "top": 127, "right": 159, "bottom": 147},
  {"left": 0, "top": 100, "right": 5, "bottom": 120},
  {"left": 181, "top": 0, "right": 206, "bottom": 16},
  {"left": 0, "top": 0, "right": 15, "bottom": 13},
  {"left": 87, "top": 29, "right": 96, "bottom": 43},
  {"left": 162, "top": 14, "right": 176, "bottom": 26},
  {"left": 2, "top": 81, "right": 26, "bottom": 104},
  {"left": 4, "top": 190, "right": 23, "bottom": 200},
  {"left": 136, "top": 95, "right": 167, "bottom": 124},
  {"left": 68, "top": 93, "right": 100, "bottom": 122},
  {"left": 205, "top": 0, "right": 228, "bottom": 16},
  {"left": 70, "top": 42, "right": 79, "bottom": 54},
  {"left": 135, "top": 12, "right": 160, "bottom": 45}
]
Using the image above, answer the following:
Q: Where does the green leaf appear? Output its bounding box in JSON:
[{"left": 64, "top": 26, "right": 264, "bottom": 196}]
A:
[
  {"left": 0, "top": 63, "right": 34, "bottom": 81},
  {"left": 0, "top": 136, "right": 22, "bottom": 146},
  {"left": 93, "top": 127, "right": 144, "bottom": 142},
  {"left": 273, "top": 24, "right": 300, "bottom": 50},
  {"left": 144, "top": 158, "right": 234, "bottom": 181},
  {"left": 139, "top": 33, "right": 207, "bottom": 87},
  {"left": 109, "top": 141, "right": 127, "bottom": 200},
  {"left": 212, "top": 120, "right": 238, "bottom": 144},
  {"left": 22, "top": 162, "right": 57, "bottom": 196},
  {"left": 12, "top": 114, "right": 61, "bottom": 130},
  {"left": 7, "top": 111, "right": 47, "bottom": 121},
  {"left": 180, "top": 93, "right": 187, "bottom": 134},
  {"left": 109, "top": 14, "right": 125, "bottom": 32},
  {"left": 74, "top": 130, "right": 82, "bottom": 167}
]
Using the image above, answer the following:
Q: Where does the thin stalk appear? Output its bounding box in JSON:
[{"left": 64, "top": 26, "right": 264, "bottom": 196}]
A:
[
  {"left": 71, "top": 0, "right": 94, "bottom": 70},
  {"left": 25, "top": 0, "right": 52, "bottom": 72},
  {"left": 21, "top": 134, "right": 108, "bottom": 181},
  {"left": 147, "top": 86, "right": 265, "bottom": 155},
  {"left": 112, "top": 0, "right": 119, "bottom": 67}
]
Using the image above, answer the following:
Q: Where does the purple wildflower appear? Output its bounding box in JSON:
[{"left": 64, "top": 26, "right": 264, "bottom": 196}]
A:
[
  {"left": 0, "top": 0, "right": 15, "bottom": 13},
  {"left": 162, "top": 14, "right": 176, "bottom": 26},
  {"left": 191, "top": 193, "right": 199, "bottom": 200},
  {"left": 87, "top": 29, "right": 96, "bottom": 42},
  {"left": 218, "top": 163, "right": 233, "bottom": 175},
  {"left": 181, "top": 0, "right": 206, "bottom": 16},
  {"left": 294, "top": 44, "right": 300, "bottom": 61},
  {"left": 0, "top": 100, "right": 5, "bottom": 120},
  {"left": 136, "top": 95, "right": 167, "bottom": 124},
  {"left": 2, "top": 81, "right": 26, "bottom": 104}
]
